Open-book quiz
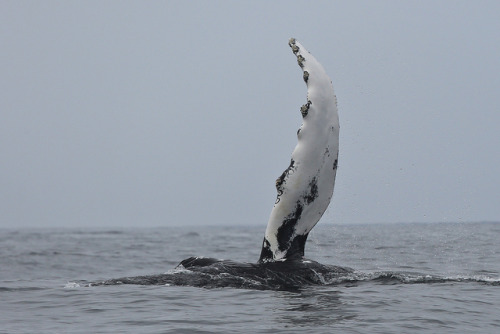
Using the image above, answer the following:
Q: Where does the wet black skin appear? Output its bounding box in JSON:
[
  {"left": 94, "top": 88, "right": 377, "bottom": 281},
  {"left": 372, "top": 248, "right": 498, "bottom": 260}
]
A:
[
  {"left": 177, "top": 256, "right": 354, "bottom": 289},
  {"left": 94, "top": 257, "right": 354, "bottom": 291}
]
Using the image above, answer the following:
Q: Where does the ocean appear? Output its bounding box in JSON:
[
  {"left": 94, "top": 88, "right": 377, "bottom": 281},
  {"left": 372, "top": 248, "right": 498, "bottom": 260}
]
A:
[{"left": 1, "top": 222, "right": 499, "bottom": 333}]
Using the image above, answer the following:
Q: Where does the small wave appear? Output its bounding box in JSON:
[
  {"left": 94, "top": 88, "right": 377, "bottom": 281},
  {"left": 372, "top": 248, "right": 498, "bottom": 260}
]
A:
[
  {"left": 0, "top": 286, "right": 47, "bottom": 292},
  {"left": 323, "top": 271, "right": 500, "bottom": 286},
  {"left": 182, "top": 232, "right": 200, "bottom": 237},
  {"left": 443, "top": 275, "right": 500, "bottom": 286},
  {"left": 64, "top": 282, "right": 81, "bottom": 288}
]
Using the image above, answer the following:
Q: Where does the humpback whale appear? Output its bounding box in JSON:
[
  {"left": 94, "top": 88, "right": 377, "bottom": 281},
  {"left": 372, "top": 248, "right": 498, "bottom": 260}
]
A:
[
  {"left": 177, "top": 39, "right": 351, "bottom": 282},
  {"left": 95, "top": 39, "right": 352, "bottom": 290}
]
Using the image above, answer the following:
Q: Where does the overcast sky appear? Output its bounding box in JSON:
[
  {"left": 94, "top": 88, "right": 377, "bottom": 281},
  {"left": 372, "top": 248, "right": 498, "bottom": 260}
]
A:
[{"left": 1, "top": 1, "right": 499, "bottom": 228}]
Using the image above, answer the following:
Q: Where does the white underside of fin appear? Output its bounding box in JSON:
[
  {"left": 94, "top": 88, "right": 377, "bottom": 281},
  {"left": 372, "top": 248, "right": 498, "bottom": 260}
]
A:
[{"left": 261, "top": 39, "right": 339, "bottom": 261}]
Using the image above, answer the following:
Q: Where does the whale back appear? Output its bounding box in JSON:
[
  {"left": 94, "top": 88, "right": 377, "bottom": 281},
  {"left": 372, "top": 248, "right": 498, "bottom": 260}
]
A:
[{"left": 259, "top": 39, "right": 339, "bottom": 262}]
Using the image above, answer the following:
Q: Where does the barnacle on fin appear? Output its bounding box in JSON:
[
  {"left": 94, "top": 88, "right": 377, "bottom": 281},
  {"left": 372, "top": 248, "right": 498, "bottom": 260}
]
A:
[
  {"left": 303, "top": 71, "right": 309, "bottom": 83},
  {"left": 289, "top": 38, "right": 305, "bottom": 68},
  {"left": 300, "top": 100, "right": 312, "bottom": 118},
  {"left": 288, "top": 38, "right": 298, "bottom": 52},
  {"left": 296, "top": 55, "right": 305, "bottom": 68}
]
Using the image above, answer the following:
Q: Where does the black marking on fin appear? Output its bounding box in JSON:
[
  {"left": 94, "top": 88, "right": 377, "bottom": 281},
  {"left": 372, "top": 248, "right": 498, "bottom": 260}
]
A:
[
  {"left": 303, "top": 177, "right": 318, "bottom": 204},
  {"left": 275, "top": 159, "right": 295, "bottom": 204},
  {"left": 260, "top": 234, "right": 308, "bottom": 262},
  {"left": 259, "top": 238, "right": 273, "bottom": 262},
  {"left": 286, "top": 233, "right": 309, "bottom": 260},
  {"left": 276, "top": 202, "right": 303, "bottom": 253}
]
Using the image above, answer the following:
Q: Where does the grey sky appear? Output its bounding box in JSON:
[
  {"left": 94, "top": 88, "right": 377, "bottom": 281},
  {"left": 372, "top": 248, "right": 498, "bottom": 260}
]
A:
[{"left": 1, "top": 1, "right": 499, "bottom": 228}]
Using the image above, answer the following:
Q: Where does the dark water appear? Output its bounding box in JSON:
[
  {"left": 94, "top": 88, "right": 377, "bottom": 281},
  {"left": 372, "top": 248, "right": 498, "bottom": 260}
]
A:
[{"left": 1, "top": 222, "right": 499, "bottom": 333}]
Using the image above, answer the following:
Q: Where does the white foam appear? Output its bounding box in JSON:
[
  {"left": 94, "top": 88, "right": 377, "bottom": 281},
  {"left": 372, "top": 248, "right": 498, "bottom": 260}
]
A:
[{"left": 64, "top": 282, "right": 81, "bottom": 288}]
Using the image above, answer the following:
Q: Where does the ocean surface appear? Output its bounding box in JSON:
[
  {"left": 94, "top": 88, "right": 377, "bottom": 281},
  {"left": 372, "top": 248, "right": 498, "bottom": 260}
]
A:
[{"left": 1, "top": 222, "right": 499, "bottom": 333}]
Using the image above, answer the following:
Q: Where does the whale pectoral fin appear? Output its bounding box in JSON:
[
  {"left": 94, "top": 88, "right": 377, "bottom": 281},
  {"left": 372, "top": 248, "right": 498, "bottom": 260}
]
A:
[{"left": 260, "top": 39, "right": 339, "bottom": 262}]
